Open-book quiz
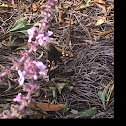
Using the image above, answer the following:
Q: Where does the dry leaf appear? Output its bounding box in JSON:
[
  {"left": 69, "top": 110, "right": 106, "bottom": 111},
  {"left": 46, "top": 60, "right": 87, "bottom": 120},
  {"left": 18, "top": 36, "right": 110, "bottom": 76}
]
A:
[
  {"left": 28, "top": 102, "right": 66, "bottom": 111},
  {"left": 0, "top": 3, "right": 14, "bottom": 8},
  {"left": 65, "top": 1, "right": 75, "bottom": 8},
  {"left": 85, "top": 40, "right": 94, "bottom": 44},
  {"left": 96, "top": 3, "right": 106, "bottom": 13},
  {"left": 86, "top": 22, "right": 94, "bottom": 27},
  {"left": 91, "top": 0, "right": 106, "bottom": 4},
  {"left": 40, "top": 3, "right": 46, "bottom": 10},
  {"left": 106, "top": 4, "right": 114, "bottom": 15},
  {"left": 32, "top": 3, "right": 38, "bottom": 12},
  {"left": 85, "top": 0, "right": 91, "bottom": 5},
  {"left": 58, "top": 10, "right": 64, "bottom": 23},
  {"left": 93, "top": 29, "right": 113, "bottom": 36},
  {"left": 59, "top": 20, "right": 77, "bottom": 29},
  {"left": 95, "top": 17, "right": 106, "bottom": 26},
  {"left": 106, "top": 14, "right": 114, "bottom": 20},
  {"left": 75, "top": 4, "right": 90, "bottom": 11},
  {"left": 12, "top": 0, "right": 18, "bottom": 5}
]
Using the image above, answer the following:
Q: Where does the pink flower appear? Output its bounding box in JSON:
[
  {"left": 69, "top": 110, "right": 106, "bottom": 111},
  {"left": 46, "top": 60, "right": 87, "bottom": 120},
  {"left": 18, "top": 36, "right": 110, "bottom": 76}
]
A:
[
  {"left": 27, "top": 27, "right": 38, "bottom": 42},
  {"left": 13, "top": 93, "right": 22, "bottom": 102},
  {"left": 47, "top": 31, "right": 53, "bottom": 36},
  {"left": 35, "top": 61, "right": 47, "bottom": 77},
  {"left": 28, "top": 42, "right": 39, "bottom": 52},
  {"left": 18, "top": 70, "right": 26, "bottom": 85},
  {"left": 39, "top": 21, "right": 48, "bottom": 29},
  {"left": 23, "top": 83, "right": 39, "bottom": 94},
  {"left": 36, "top": 34, "right": 45, "bottom": 46},
  {"left": 46, "top": 0, "right": 56, "bottom": 8},
  {"left": 41, "top": 9, "right": 52, "bottom": 19},
  {"left": 23, "top": 58, "right": 47, "bottom": 80},
  {"left": 36, "top": 31, "right": 53, "bottom": 47},
  {"left": 36, "top": 61, "right": 46, "bottom": 70}
]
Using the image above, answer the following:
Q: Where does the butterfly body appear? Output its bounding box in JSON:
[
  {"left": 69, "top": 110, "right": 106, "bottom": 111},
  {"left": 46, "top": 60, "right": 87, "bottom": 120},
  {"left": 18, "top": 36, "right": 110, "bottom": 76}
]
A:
[{"left": 45, "top": 42, "right": 73, "bottom": 74}]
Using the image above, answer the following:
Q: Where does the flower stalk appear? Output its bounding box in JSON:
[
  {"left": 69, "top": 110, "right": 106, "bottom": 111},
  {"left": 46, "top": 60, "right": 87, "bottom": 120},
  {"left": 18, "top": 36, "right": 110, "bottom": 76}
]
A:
[{"left": 0, "top": 0, "right": 56, "bottom": 118}]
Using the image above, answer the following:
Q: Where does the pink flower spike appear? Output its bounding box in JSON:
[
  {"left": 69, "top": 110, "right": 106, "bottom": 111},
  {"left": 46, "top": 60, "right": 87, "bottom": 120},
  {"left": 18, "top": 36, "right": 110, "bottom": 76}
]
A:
[{"left": 13, "top": 93, "right": 22, "bottom": 102}]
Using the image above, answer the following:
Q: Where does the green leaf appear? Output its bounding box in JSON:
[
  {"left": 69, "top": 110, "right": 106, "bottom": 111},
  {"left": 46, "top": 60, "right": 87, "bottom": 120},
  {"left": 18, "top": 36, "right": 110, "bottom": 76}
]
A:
[
  {"left": 105, "top": 82, "right": 114, "bottom": 107},
  {"left": 0, "top": 82, "right": 8, "bottom": 86},
  {"left": 79, "top": 3, "right": 90, "bottom": 10},
  {"left": 98, "top": 81, "right": 114, "bottom": 108},
  {"left": 84, "top": 0, "right": 91, "bottom": 5},
  {"left": 15, "top": 45, "right": 28, "bottom": 50},
  {"left": 69, "top": 86, "right": 73, "bottom": 91},
  {"left": 78, "top": 107, "right": 97, "bottom": 116},
  {"left": 71, "top": 108, "right": 97, "bottom": 116},
  {"left": 37, "top": 52, "right": 43, "bottom": 59},
  {"left": 78, "top": 0, "right": 91, "bottom": 10},
  {"left": 57, "top": 83, "right": 66, "bottom": 94},
  {"left": 28, "top": 0, "right": 33, "bottom": 2},
  {"left": 11, "top": 39, "right": 17, "bottom": 46},
  {"left": 9, "top": 24, "right": 34, "bottom": 35},
  {"left": 49, "top": 87, "right": 57, "bottom": 98},
  {"left": 33, "top": 22, "right": 39, "bottom": 27},
  {"left": 98, "top": 89, "right": 106, "bottom": 107},
  {"left": 7, "top": 17, "right": 27, "bottom": 33},
  {"left": 70, "top": 109, "right": 79, "bottom": 114},
  {"left": 0, "top": 3, "right": 8, "bottom": 8},
  {"left": 95, "top": 18, "right": 105, "bottom": 26},
  {"left": 6, "top": 17, "right": 34, "bottom": 35}
]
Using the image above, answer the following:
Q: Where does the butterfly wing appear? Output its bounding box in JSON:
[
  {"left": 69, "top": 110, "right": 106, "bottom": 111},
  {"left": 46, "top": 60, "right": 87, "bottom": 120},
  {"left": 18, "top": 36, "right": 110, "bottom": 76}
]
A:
[{"left": 45, "top": 43, "right": 73, "bottom": 74}]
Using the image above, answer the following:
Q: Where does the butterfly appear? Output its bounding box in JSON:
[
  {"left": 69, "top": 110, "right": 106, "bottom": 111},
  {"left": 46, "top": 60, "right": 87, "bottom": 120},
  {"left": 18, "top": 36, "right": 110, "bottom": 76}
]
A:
[{"left": 45, "top": 42, "right": 73, "bottom": 74}]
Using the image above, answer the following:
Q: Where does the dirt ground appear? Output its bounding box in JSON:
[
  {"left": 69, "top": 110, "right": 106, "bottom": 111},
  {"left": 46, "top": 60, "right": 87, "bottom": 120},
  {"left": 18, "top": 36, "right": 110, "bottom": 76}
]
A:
[{"left": 0, "top": 0, "right": 114, "bottom": 119}]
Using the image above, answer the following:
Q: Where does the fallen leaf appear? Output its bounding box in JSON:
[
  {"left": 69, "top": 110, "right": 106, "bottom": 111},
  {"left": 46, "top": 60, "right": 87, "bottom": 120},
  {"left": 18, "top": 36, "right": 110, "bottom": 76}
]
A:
[
  {"left": 75, "top": 3, "right": 90, "bottom": 11},
  {"left": 84, "top": 0, "right": 91, "bottom": 5},
  {"left": 58, "top": 20, "right": 77, "bottom": 29},
  {"left": 91, "top": 0, "right": 106, "bottom": 4},
  {"left": 85, "top": 40, "right": 94, "bottom": 44},
  {"left": 40, "top": 4, "right": 46, "bottom": 10},
  {"left": 12, "top": 0, "right": 18, "bottom": 5},
  {"left": 32, "top": 3, "right": 38, "bottom": 12},
  {"left": 58, "top": 10, "right": 64, "bottom": 23},
  {"left": 95, "top": 3, "right": 106, "bottom": 13},
  {"left": 0, "top": 3, "right": 9, "bottom": 8},
  {"left": 66, "top": 1, "right": 75, "bottom": 6},
  {"left": 106, "top": 14, "right": 114, "bottom": 20},
  {"left": 93, "top": 29, "right": 113, "bottom": 36},
  {"left": 28, "top": 102, "right": 66, "bottom": 111},
  {"left": 0, "top": 3, "right": 14, "bottom": 8},
  {"left": 106, "top": 4, "right": 114, "bottom": 15},
  {"left": 95, "top": 17, "right": 105, "bottom": 26}
]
